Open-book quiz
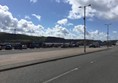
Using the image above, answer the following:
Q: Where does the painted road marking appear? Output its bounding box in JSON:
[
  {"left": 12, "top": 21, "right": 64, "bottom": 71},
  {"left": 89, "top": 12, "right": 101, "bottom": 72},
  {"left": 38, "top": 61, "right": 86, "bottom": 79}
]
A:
[
  {"left": 90, "top": 61, "right": 96, "bottom": 64},
  {"left": 42, "top": 68, "right": 79, "bottom": 83}
]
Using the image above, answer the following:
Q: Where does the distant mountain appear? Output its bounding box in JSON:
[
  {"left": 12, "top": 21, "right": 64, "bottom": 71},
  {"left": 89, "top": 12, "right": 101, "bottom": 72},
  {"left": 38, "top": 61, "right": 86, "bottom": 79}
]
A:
[
  {"left": 0, "top": 32, "right": 105, "bottom": 45},
  {"left": 0, "top": 32, "right": 70, "bottom": 43},
  {"left": 0, "top": 32, "right": 46, "bottom": 42},
  {"left": 0, "top": 32, "right": 84, "bottom": 43}
]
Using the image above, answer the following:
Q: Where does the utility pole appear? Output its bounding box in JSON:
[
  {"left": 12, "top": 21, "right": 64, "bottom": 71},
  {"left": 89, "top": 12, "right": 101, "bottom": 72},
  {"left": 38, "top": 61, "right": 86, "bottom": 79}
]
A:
[
  {"left": 79, "top": 4, "right": 91, "bottom": 53},
  {"left": 14, "top": 27, "right": 17, "bottom": 42},
  {"left": 14, "top": 27, "right": 16, "bottom": 35},
  {"left": 105, "top": 24, "right": 111, "bottom": 48}
]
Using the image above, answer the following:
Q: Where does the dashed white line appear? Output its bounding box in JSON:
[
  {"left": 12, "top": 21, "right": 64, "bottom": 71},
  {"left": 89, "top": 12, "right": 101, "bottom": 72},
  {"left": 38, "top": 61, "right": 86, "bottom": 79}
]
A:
[
  {"left": 42, "top": 68, "right": 79, "bottom": 83},
  {"left": 90, "top": 60, "right": 96, "bottom": 64}
]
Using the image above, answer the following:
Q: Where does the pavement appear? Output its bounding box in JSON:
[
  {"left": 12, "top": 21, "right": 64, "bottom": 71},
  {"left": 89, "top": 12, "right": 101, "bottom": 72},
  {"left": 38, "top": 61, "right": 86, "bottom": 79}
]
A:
[{"left": 0, "top": 47, "right": 108, "bottom": 71}]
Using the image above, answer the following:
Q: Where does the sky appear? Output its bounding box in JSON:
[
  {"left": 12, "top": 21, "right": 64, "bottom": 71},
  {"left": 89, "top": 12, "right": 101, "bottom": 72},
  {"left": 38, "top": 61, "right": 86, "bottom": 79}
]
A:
[{"left": 0, "top": 0, "right": 118, "bottom": 40}]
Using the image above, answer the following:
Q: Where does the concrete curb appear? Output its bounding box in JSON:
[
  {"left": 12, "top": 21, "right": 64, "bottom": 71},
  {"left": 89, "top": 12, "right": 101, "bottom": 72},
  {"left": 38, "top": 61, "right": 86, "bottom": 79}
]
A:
[{"left": 0, "top": 48, "right": 110, "bottom": 72}]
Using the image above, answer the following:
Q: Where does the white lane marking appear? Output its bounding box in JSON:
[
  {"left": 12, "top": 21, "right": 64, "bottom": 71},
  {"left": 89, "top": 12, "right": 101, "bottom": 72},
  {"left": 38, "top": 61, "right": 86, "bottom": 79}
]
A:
[
  {"left": 90, "top": 61, "right": 95, "bottom": 64},
  {"left": 42, "top": 68, "right": 79, "bottom": 83}
]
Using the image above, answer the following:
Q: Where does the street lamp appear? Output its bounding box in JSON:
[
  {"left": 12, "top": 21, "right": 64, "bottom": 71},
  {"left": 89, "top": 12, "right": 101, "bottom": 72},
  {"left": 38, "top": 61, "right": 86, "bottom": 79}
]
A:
[
  {"left": 13, "top": 27, "right": 17, "bottom": 42},
  {"left": 14, "top": 27, "right": 16, "bottom": 35},
  {"left": 105, "top": 23, "right": 111, "bottom": 48},
  {"left": 79, "top": 4, "right": 91, "bottom": 53}
]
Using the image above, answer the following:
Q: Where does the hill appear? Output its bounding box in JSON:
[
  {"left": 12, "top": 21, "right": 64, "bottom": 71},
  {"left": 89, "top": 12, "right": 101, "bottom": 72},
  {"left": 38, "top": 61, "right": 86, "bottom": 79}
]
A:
[
  {"left": 0, "top": 32, "right": 46, "bottom": 43},
  {"left": 0, "top": 32, "right": 105, "bottom": 45},
  {"left": 0, "top": 32, "right": 85, "bottom": 44}
]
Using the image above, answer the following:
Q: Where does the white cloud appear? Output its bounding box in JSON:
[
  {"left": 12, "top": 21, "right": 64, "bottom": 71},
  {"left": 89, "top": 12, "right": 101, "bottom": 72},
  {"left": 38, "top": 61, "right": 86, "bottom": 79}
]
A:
[
  {"left": 0, "top": 5, "right": 44, "bottom": 36},
  {"left": 64, "top": 0, "right": 118, "bottom": 20},
  {"left": 113, "top": 31, "right": 117, "bottom": 34},
  {"left": 73, "top": 25, "right": 87, "bottom": 39},
  {"left": 0, "top": 5, "right": 70, "bottom": 38},
  {"left": 0, "top": 5, "right": 116, "bottom": 40},
  {"left": 45, "top": 25, "right": 69, "bottom": 38},
  {"left": 24, "top": 15, "right": 31, "bottom": 20},
  {"left": 32, "top": 14, "right": 41, "bottom": 21},
  {"left": 73, "top": 25, "right": 84, "bottom": 33},
  {"left": 88, "top": 30, "right": 107, "bottom": 40},
  {"left": 73, "top": 25, "right": 108, "bottom": 40},
  {"left": 0, "top": 5, "right": 18, "bottom": 33},
  {"left": 55, "top": 0, "right": 61, "bottom": 3},
  {"left": 64, "top": 0, "right": 96, "bottom": 19},
  {"left": 45, "top": 24, "right": 87, "bottom": 39},
  {"left": 57, "top": 18, "right": 68, "bottom": 25},
  {"left": 67, "top": 23, "right": 73, "bottom": 26},
  {"left": 30, "top": 0, "right": 38, "bottom": 3},
  {"left": 18, "top": 19, "right": 44, "bottom": 36}
]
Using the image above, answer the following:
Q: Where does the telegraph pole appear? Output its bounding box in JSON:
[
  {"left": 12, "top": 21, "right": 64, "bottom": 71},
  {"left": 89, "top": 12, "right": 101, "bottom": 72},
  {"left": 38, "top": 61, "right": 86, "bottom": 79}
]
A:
[
  {"left": 79, "top": 4, "right": 91, "bottom": 53},
  {"left": 105, "top": 24, "right": 111, "bottom": 48}
]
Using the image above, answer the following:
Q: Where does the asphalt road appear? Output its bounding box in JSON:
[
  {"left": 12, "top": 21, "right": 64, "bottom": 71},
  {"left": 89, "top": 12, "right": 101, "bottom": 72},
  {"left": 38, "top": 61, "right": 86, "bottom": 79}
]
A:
[{"left": 0, "top": 46, "right": 117, "bottom": 83}]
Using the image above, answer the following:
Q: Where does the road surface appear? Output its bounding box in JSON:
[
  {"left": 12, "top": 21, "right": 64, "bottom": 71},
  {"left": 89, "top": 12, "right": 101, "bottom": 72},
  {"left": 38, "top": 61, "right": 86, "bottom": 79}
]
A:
[{"left": 0, "top": 46, "right": 117, "bottom": 83}]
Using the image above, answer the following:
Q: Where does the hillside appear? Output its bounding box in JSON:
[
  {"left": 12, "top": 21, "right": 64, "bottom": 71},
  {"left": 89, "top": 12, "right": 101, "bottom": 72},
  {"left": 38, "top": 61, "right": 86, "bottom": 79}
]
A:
[
  {"left": 0, "top": 32, "right": 84, "bottom": 43},
  {"left": 0, "top": 32, "right": 47, "bottom": 42},
  {"left": 0, "top": 32, "right": 111, "bottom": 45}
]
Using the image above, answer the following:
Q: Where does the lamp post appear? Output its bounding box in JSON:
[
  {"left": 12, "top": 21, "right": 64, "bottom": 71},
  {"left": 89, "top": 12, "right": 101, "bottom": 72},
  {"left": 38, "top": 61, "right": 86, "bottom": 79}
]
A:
[
  {"left": 105, "top": 24, "right": 111, "bottom": 48},
  {"left": 13, "top": 27, "right": 16, "bottom": 42},
  {"left": 79, "top": 4, "right": 91, "bottom": 53},
  {"left": 14, "top": 27, "right": 16, "bottom": 35}
]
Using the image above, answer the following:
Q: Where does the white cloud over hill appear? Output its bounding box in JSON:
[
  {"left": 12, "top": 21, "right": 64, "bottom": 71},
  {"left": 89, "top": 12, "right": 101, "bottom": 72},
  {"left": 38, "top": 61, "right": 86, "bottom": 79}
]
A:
[{"left": 0, "top": 4, "right": 111, "bottom": 40}]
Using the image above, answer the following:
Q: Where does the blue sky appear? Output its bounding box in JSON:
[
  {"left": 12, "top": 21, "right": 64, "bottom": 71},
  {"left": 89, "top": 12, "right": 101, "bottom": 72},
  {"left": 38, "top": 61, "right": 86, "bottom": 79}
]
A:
[{"left": 0, "top": 0, "right": 118, "bottom": 40}]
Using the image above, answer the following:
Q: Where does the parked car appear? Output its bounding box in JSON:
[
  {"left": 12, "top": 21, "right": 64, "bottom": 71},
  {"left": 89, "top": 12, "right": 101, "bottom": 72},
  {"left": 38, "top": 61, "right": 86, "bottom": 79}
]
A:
[
  {"left": 61, "top": 43, "right": 70, "bottom": 48},
  {"left": 53, "top": 43, "right": 61, "bottom": 48},
  {"left": 0, "top": 45, "right": 2, "bottom": 50},
  {"left": 89, "top": 42, "right": 100, "bottom": 48},
  {"left": 14, "top": 44, "right": 22, "bottom": 49},
  {"left": 69, "top": 43, "right": 79, "bottom": 48},
  {"left": 22, "top": 45, "right": 27, "bottom": 49},
  {"left": 42, "top": 43, "right": 53, "bottom": 48},
  {"left": 5, "top": 44, "right": 13, "bottom": 50},
  {"left": 28, "top": 44, "right": 36, "bottom": 49},
  {"left": 14, "top": 44, "right": 27, "bottom": 49}
]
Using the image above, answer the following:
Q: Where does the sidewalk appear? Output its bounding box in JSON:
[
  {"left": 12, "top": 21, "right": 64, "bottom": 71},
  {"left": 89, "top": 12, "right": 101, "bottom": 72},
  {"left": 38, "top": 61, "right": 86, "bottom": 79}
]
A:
[{"left": 0, "top": 47, "right": 108, "bottom": 71}]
